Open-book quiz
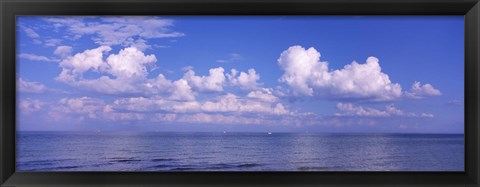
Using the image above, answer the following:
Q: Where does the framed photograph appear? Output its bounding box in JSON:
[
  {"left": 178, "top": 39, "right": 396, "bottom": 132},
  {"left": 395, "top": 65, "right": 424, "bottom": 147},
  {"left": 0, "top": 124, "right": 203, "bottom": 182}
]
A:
[{"left": 1, "top": 0, "right": 479, "bottom": 186}]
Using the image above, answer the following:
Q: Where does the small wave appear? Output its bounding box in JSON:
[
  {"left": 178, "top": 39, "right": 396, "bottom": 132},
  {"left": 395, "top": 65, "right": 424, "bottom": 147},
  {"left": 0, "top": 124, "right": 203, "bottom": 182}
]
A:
[
  {"left": 237, "top": 163, "right": 262, "bottom": 168},
  {"left": 37, "top": 165, "right": 83, "bottom": 170},
  {"left": 204, "top": 163, "right": 234, "bottom": 170},
  {"left": 186, "top": 156, "right": 216, "bottom": 160},
  {"left": 114, "top": 159, "right": 142, "bottom": 163},
  {"left": 89, "top": 163, "right": 114, "bottom": 167},
  {"left": 151, "top": 158, "right": 175, "bottom": 162},
  {"left": 298, "top": 166, "right": 339, "bottom": 171},
  {"left": 19, "top": 161, "right": 54, "bottom": 166},
  {"left": 193, "top": 163, "right": 262, "bottom": 170},
  {"left": 170, "top": 167, "right": 196, "bottom": 171},
  {"left": 22, "top": 158, "right": 73, "bottom": 164},
  {"left": 152, "top": 164, "right": 174, "bottom": 168},
  {"left": 109, "top": 157, "right": 128, "bottom": 160},
  {"left": 145, "top": 162, "right": 263, "bottom": 171},
  {"left": 19, "top": 158, "right": 75, "bottom": 167},
  {"left": 53, "top": 166, "right": 81, "bottom": 169}
]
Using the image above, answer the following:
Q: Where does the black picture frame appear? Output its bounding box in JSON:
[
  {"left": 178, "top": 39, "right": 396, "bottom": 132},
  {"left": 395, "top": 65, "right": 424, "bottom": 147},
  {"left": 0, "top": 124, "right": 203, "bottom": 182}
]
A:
[{"left": 1, "top": 0, "right": 479, "bottom": 186}]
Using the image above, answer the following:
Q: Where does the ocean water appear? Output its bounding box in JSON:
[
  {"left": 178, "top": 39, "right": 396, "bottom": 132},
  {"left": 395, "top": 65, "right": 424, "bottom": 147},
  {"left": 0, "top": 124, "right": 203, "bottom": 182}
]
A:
[{"left": 16, "top": 132, "right": 464, "bottom": 171}]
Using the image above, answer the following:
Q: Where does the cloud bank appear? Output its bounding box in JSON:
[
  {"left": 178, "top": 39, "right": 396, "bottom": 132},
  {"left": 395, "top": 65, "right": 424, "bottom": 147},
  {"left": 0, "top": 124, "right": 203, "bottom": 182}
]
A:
[
  {"left": 17, "top": 25, "right": 443, "bottom": 128},
  {"left": 335, "top": 102, "right": 434, "bottom": 118}
]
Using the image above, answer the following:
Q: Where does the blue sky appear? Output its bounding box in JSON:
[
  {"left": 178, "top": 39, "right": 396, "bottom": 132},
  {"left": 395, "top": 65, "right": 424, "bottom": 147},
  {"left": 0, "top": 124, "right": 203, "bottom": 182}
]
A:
[{"left": 16, "top": 16, "right": 464, "bottom": 133}]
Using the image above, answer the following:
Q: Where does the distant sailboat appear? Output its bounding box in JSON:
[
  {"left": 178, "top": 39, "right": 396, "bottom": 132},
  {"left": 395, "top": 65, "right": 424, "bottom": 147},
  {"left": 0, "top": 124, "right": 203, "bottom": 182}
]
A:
[
  {"left": 223, "top": 131, "right": 227, "bottom": 134},
  {"left": 268, "top": 132, "right": 272, "bottom": 135}
]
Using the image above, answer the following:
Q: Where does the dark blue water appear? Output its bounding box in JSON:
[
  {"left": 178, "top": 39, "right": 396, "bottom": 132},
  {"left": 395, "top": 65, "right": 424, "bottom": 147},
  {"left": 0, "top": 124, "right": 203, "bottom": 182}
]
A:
[{"left": 16, "top": 132, "right": 464, "bottom": 171}]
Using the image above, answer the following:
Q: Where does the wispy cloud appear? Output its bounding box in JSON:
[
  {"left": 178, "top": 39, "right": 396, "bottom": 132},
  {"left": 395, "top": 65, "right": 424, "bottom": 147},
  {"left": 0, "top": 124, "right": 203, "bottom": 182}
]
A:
[
  {"left": 43, "top": 16, "right": 184, "bottom": 48},
  {"left": 44, "top": 38, "right": 63, "bottom": 47},
  {"left": 334, "top": 102, "right": 434, "bottom": 118},
  {"left": 24, "top": 27, "right": 40, "bottom": 39},
  {"left": 448, "top": 99, "right": 464, "bottom": 106},
  {"left": 217, "top": 53, "right": 242, "bottom": 63},
  {"left": 17, "top": 78, "right": 48, "bottom": 93},
  {"left": 17, "top": 53, "right": 57, "bottom": 62},
  {"left": 19, "top": 98, "right": 44, "bottom": 113}
]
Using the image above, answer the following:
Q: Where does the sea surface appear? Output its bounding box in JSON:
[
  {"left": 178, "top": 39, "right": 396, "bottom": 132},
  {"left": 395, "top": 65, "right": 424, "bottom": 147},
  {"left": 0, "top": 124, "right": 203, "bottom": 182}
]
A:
[{"left": 16, "top": 132, "right": 464, "bottom": 171}]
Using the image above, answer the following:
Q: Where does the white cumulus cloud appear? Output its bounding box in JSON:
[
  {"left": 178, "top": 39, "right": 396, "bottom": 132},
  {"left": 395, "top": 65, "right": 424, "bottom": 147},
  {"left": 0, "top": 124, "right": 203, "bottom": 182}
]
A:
[
  {"left": 56, "top": 46, "right": 161, "bottom": 94},
  {"left": 106, "top": 47, "right": 157, "bottom": 79},
  {"left": 170, "top": 79, "right": 196, "bottom": 101},
  {"left": 57, "top": 46, "right": 112, "bottom": 83},
  {"left": 226, "top": 68, "right": 261, "bottom": 90},
  {"left": 246, "top": 88, "right": 279, "bottom": 103},
  {"left": 405, "top": 81, "right": 441, "bottom": 99},
  {"left": 54, "top": 45, "right": 73, "bottom": 57},
  {"left": 278, "top": 45, "right": 403, "bottom": 101},
  {"left": 53, "top": 45, "right": 269, "bottom": 98},
  {"left": 183, "top": 67, "right": 226, "bottom": 92}
]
